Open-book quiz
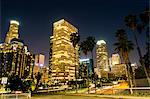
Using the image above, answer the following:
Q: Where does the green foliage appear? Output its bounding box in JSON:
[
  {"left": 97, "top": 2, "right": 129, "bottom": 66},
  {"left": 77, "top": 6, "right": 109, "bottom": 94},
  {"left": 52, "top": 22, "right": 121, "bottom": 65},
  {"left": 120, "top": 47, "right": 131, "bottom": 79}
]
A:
[
  {"left": 135, "top": 66, "right": 146, "bottom": 79},
  {"left": 35, "top": 72, "right": 42, "bottom": 91},
  {"left": 6, "top": 75, "right": 23, "bottom": 91},
  {"left": 85, "top": 36, "right": 96, "bottom": 52},
  {"left": 70, "top": 33, "right": 80, "bottom": 48},
  {"left": 80, "top": 36, "right": 96, "bottom": 55},
  {"left": 114, "top": 29, "right": 134, "bottom": 63},
  {"left": 6, "top": 75, "right": 32, "bottom": 92}
]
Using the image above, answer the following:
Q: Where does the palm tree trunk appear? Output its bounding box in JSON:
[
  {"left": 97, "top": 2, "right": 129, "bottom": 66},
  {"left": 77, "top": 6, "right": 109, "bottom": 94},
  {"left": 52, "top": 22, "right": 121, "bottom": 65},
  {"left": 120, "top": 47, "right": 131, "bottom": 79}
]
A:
[
  {"left": 74, "top": 47, "right": 78, "bottom": 93},
  {"left": 132, "top": 31, "right": 142, "bottom": 59},
  {"left": 91, "top": 51, "right": 96, "bottom": 93},
  {"left": 85, "top": 54, "right": 90, "bottom": 94},
  {"left": 122, "top": 52, "right": 133, "bottom": 94},
  {"left": 133, "top": 30, "right": 150, "bottom": 86}
]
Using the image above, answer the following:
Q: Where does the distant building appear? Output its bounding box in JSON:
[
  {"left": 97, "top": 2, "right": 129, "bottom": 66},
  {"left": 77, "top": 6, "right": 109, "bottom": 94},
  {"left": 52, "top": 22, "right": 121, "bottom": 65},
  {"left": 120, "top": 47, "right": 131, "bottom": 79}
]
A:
[
  {"left": 131, "top": 63, "right": 138, "bottom": 73},
  {"left": 79, "top": 59, "right": 94, "bottom": 79},
  {"left": 33, "top": 54, "right": 45, "bottom": 76},
  {"left": 111, "top": 64, "right": 126, "bottom": 77},
  {"left": 109, "top": 53, "right": 121, "bottom": 68},
  {"left": 50, "top": 19, "right": 79, "bottom": 85},
  {"left": 41, "top": 66, "right": 49, "bottom": 84},
  {"left": 96, "top": 40, "right": 109, "bottom": 78}
]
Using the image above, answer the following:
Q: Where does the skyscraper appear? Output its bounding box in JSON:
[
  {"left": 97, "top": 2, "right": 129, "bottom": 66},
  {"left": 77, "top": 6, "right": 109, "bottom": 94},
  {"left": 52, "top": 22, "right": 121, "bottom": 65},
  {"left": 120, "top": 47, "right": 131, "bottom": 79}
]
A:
[
  {"left": 5, "top": 20, "right": 19, "bottom": 43},
  {"left": 50, "top": 19, "right": 79, "bottom": 85},
  {"left": 96, "top": 40, "right": 109, "bottom": 78},
  {"left": 0, "top": 20, "right": 34, "bottom": 78}
]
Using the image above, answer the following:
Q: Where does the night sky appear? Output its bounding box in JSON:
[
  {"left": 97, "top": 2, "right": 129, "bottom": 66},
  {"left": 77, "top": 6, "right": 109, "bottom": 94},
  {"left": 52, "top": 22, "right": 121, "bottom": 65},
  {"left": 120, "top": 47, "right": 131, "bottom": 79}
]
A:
[{"left": 1, "top": 0, "right": 148, "bottom": 66}]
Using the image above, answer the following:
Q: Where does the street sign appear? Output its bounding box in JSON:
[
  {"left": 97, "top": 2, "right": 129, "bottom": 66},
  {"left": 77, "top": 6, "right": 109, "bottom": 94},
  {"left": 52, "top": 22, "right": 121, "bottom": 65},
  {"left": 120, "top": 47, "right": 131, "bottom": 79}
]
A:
[{"left": 1, "top": 77, "right": 8, "bottom": 84}]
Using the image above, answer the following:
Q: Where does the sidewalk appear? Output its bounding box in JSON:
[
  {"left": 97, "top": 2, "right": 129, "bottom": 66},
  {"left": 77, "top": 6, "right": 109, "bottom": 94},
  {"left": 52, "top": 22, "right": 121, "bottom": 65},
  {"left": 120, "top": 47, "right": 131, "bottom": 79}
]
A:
[{"left": 65, "top": 93, "right": 150, "bottom": 99}]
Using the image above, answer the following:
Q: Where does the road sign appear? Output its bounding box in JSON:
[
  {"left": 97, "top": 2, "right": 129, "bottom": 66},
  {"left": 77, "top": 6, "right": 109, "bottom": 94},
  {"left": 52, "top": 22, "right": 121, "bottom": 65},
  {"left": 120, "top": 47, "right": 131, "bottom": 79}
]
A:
[{"left": 1, "top": 77, "right": 8, "bottom": 84}]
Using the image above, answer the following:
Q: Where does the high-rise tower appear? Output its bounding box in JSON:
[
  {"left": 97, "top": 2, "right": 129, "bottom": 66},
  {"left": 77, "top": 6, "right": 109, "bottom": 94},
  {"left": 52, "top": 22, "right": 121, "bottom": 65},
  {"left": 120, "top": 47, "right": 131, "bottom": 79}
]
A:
[
  {"left": 5, "top": 20, "right": 19, "bottom": 43},
  {"left": 50, "top": 19, "right": 79, "bottom": 85},
  {"left": 0, "top": 20, "right": 34, "bottom": 78},
  {"left": 96, "top": 40, "right": 109, "bottom": 78}
]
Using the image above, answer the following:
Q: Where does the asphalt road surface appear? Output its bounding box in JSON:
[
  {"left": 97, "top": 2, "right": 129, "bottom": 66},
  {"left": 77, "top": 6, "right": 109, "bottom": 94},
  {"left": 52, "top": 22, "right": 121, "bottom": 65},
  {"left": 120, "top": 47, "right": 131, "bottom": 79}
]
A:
[{"left": 31, "top": 95, "right": 115, "bottom": 99}]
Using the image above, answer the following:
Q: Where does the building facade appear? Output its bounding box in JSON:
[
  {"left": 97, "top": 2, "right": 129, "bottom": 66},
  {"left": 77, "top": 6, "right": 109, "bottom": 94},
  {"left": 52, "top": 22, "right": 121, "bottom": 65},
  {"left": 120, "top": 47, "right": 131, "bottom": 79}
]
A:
[
  {"left": 5, "top": 20, "right": 19, "bottom": 43},
  {"left": 111, "top": 64, "right": 126, "bottom": 77},
  {"left": 96, "top": 40, "right": 109, "bottom": 78},
  {"left": 79, "top": 58, "right": 94, "bottom": 79},
  {"left": 33, "top": 54, "right": 45, "bottom": 77},
  {"left": 109, "top": 53, "right": 121, "bottom": 68},
  {"left": 50, "top": 19, "right": 79, "bottom": 85},
  {"left": 0, "top": 20, "right": 34, "bottom": 78}
]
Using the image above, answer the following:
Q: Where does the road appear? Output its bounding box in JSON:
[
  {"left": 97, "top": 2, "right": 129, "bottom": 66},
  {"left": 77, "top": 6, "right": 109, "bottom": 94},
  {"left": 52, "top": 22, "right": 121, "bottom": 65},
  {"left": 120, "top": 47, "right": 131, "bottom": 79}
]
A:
[
  {"left": 31, "top": 95, "right": 115, "bottom": 99},
  {"left": 91, "top": 82, "right": 129, "bottom": 94}
]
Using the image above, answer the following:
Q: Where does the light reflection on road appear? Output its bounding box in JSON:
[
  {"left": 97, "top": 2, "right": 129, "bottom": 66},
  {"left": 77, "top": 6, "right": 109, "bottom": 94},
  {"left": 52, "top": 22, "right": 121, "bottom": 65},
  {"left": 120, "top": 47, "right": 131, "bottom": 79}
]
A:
[{"left": 31, "top": 95, "right": 115, "bottom": 99}]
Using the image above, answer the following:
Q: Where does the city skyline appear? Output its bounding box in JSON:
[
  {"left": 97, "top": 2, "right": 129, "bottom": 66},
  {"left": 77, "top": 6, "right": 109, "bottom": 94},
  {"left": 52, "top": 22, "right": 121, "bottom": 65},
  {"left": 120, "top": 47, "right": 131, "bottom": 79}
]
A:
[{"left": 1, "top": 0, "right": 148, "bottom": 66}]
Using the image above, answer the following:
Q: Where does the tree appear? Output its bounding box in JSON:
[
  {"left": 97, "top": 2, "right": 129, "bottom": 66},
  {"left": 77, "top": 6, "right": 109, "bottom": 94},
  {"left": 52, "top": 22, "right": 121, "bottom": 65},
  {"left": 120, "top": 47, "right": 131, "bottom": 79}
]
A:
[
  {"left": 85, "top": 36, "right": 96, "bottom": 92},
  {"left": 70, "top": 32, "right": 80, "bottom": 93},
  {"left": 114, "top": 29, "right": 134, "bottom": 94},
  {"left": 35, "top": 72, "right": 42, "bottom": 92},
  {"left": 6, "top": 75, "right": 24, "bottom": 91},
  {"left": 80, "top": 40, "right": 90, "bottom": 93},
  {"left": 86, "top": 36, "right": 96, "bottom": 59},
  {"left": 125, "top": 8, "right": 150, "bottom": 85},
  {"left": 139, "top": 8, "right": 150, "bottom": 85},
  {"left": 124, "top": 15, "right": 142, "bottom": 60}
]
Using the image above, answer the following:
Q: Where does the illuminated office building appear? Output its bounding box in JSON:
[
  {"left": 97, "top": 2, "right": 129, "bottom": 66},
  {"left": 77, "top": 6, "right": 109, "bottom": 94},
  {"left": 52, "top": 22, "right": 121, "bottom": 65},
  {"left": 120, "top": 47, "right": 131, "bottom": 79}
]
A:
[
  {"left": 50, "top": 19, "right": 79, "bottom": 84},
  {"left": 0, "top": 39, "right": 34, "bottom": 78},
  {"left": 96, "top": 40, "right": 109, "bottom": 78},
  {"left": 48, "top": 36, "right": 53, "bottom": 84},
  {"left": 5, "top": 20, "right": 19, "bottom": 43},
  {"left": 109, "top": 53, "right": 121, "bottom": 67},
  {"left": 33, "top": 54, "right": 45, "bottom": 75},
  {"left": 41, "top": 66, "right": 49, "bottom": 84},
  {"left": 0, "top": 20, "right": 34, "bottom": 78},
  {"left": 111, "top": 64, "right": 126, "bottom": 77}
]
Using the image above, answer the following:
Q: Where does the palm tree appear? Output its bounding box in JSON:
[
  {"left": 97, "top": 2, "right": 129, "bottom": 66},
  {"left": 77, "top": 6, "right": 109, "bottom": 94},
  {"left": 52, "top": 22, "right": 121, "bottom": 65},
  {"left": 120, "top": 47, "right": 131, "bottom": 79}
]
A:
[
  {"left": 124, "top": 15, "right": 142, "bottom": 64},
  {"left": 125, "top": 10, "right": 150, "bottom": 86},
  {"left": 139, "top": 8, "right": 150, "bottom": 85},
  {"left": 80, "top": 40, "right": 90, "bottom": 93},
  {"left": 35, "top": 72, "right": 42, "bottom": 92},
  {"left": 85, "top": 36, "right": 96, "bottom": 92},
  {"left": 114, "top": 29, "right": 134, "bottom": 94},
  {"left": 86, "top": 36, "right": 96, "bottom": 59},
  {"left": 70, "top": 32, "right": 80, "bottom": 93}
]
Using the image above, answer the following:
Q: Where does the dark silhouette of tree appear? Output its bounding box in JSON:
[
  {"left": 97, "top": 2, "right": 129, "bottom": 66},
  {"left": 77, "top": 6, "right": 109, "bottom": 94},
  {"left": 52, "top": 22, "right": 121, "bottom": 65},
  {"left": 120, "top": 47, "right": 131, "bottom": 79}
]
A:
[
  {"left": 86, "top": 36, "right": 96, "bottom": 59},
  {"left": 114, "top": 29, "right": 134, "bottom": 94},
  {"left": 124, "top": 14, "right": 142, "bottom": 60},
  {"left": 125, "top": 8, "right": 150, "bottom": 85},
  {"left": 6, "top": 75, "right": 23, "bottom": 91},
  {"left": 80, "top": 40, "right": 90, "bottom": 93},
  {"left": 70, "top": 32, "right": 80, "bottom": 93},
  {"left": 35, "top": 72, "right": 42, "bottom": 92},
  {"left": 139, "top": 8, "right": 150, "bottom": 85},
  {"left": 85, "top": 36, "right": 96, "bottom": 92}
]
